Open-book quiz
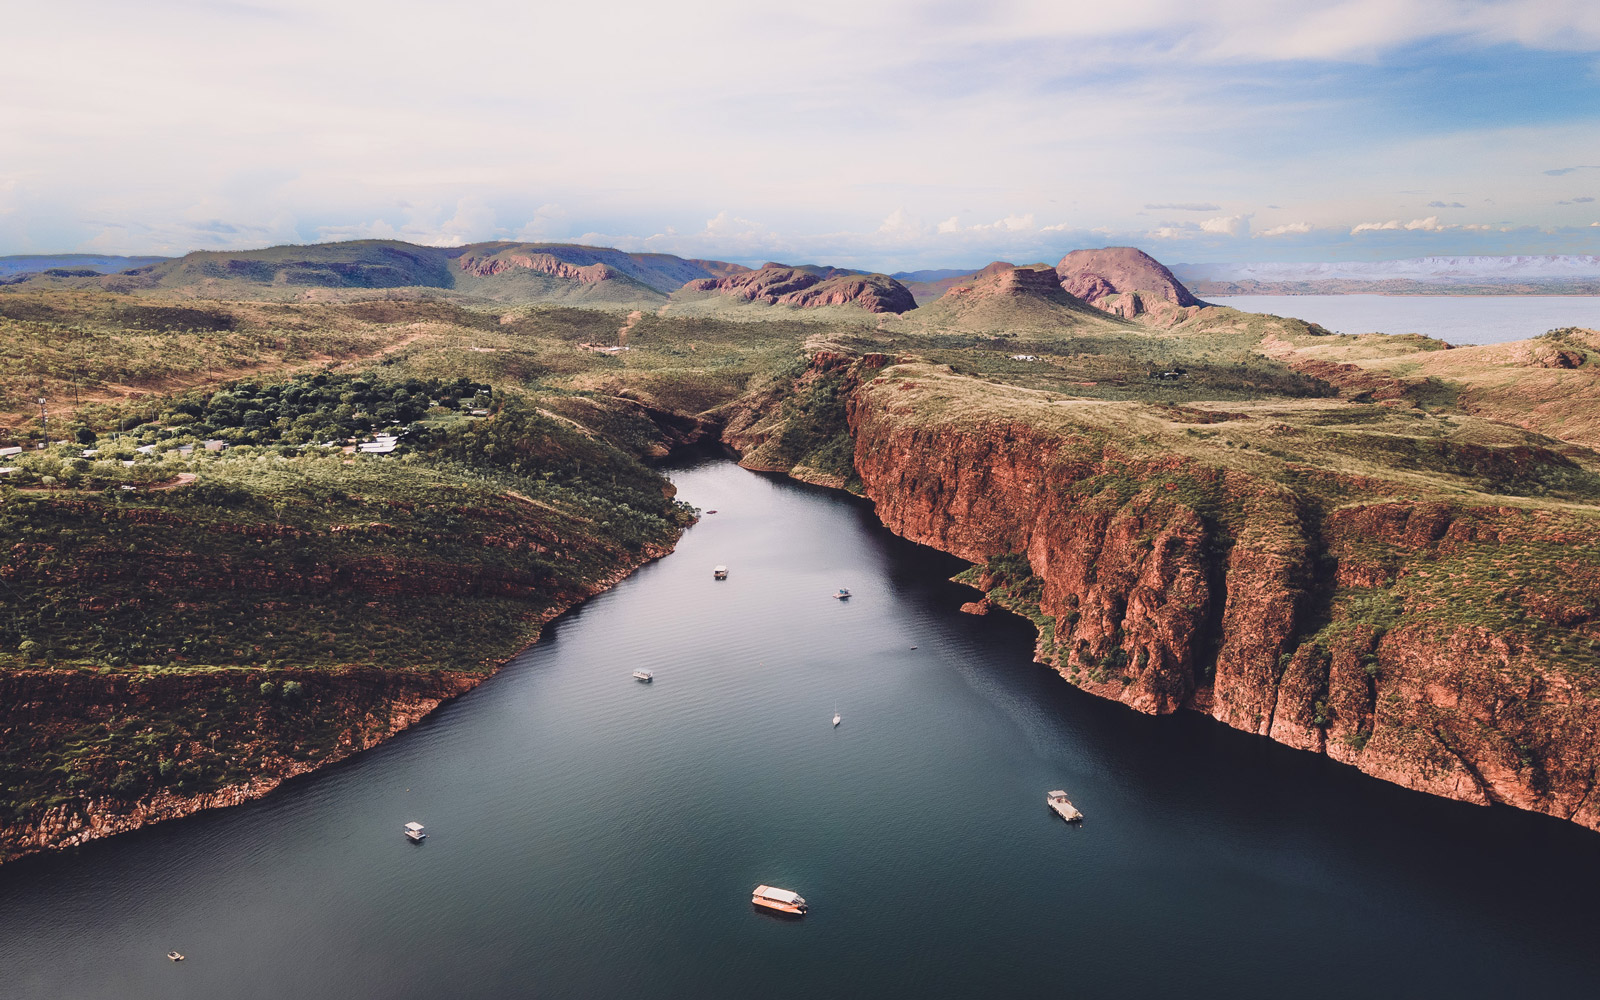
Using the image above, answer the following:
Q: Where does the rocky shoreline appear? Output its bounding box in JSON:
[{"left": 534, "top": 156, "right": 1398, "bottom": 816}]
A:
[{"left": 0, "top": 539, "right": 678, "bottom": 866}]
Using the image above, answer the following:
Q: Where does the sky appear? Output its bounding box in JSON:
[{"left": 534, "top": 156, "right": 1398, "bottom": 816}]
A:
[{"left": 2, "top": 0, "right": 1599, "bottom": 270}]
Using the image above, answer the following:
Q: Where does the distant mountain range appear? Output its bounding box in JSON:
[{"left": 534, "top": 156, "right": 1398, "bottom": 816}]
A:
[
  {"left": 1173, "top": 255, "right": 1600, "bottom": 295},
  {"left": 0, "top": 254, "right": 170, "bottom": 279},
  {"left": 0, "top": 240, "right": 1210, "bottom": 323}
]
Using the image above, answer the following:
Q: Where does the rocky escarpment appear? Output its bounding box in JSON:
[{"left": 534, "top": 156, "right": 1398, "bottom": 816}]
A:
[
  {"left": 0, "top": 666, "right": 477, "bottom": 862},
  {"left": 0, "top": 529, "right": 675, "bottom": 864},
  {"left": 1056, "top": 247, "right": 1206, "bottom": 325},
  {"left": 939, "top": 263, "right": 1069, "bottom": 301},
  {"left": 829, "top": 362, "right": 1600, "bottom": 832},
  {"left": 458, "top": 251, "right": 616, "bottom": 284},
  {"left": 683, "top": 265, "right": 917, "bottom": 314}
]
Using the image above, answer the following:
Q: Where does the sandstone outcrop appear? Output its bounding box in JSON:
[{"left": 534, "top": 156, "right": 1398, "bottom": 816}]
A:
[
  {"left": 458, "top": 251, "right": 615, "bottom": 284},
  {"left": 684, "top": 265, "right": 917, "bottom": 314},
  {"left": 760, "top": 355, "right": 1600, "bottom": 833},
  {"left": 1056, "top": 247, "right": 1206, "bottom": 325}
]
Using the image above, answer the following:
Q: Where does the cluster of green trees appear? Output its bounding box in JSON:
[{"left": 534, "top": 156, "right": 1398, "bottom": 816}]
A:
[{"left": 164, "top": 373, "right": 493, "bottom": 446}]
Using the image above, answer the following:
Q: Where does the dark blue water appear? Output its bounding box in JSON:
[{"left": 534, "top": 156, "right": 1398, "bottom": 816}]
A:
[{"left": 2, "top": 459, "right": 1598, "bottom": 998}]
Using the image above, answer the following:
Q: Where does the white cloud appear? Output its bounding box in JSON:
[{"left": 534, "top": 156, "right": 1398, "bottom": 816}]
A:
[
  {"left": 1258, "top": 222, "right": 1313, "bottom": 236},
  {"left": 515, "top": 203, "right": 570, "bottom": 242},
  {"left": 1150, "top": 214, "right": 1250, "bottom": 238},
  {"left": 1200, "top": 214, "right": 1249, "bottom": 236},
  {"left": 438, "top": 196, "right": 497, "bottom": 244},
  {"left": 0, "top": 2, "right": 1596, "bottom": 262}
]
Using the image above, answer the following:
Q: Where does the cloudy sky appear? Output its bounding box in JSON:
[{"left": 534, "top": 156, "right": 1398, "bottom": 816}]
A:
[{"left": 3, "top": 0, "right": 1599, "bottom": 268}]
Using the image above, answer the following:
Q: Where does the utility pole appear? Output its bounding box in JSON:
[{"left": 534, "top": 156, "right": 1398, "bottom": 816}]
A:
[{"left": 37, "top": 395, "right": 47, "bottom": 444}]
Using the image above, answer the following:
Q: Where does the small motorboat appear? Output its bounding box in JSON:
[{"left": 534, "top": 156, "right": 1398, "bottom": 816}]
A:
[
  {"left": 706, "top": 509, "right": 718, "bottom": 514},
  {"left": 404, "top": 821, "right": 426, "bottom": 842},
  {"left": 167, "top": 951, "right": 185, "bottom": 962},
  {"left": 714, "top": 565, "right": 728, "bottom": 580},
  {"left": 633, "top": 669, "right": 654, "bottom": 682},
  {"left": 833, "top": 588, "right": 851, "bottom": 600},
  {"left": 833, "top": 701, "right": 841, "bottom": 727}
]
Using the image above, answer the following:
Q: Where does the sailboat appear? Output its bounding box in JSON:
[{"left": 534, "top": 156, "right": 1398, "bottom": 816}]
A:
[{"left": 833, "top": 702, "right": 841, "bottom": 727}]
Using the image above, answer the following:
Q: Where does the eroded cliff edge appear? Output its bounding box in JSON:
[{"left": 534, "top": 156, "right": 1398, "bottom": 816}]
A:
[{"left": 740, "top": 353, "right": 1600, "bottom": 832}]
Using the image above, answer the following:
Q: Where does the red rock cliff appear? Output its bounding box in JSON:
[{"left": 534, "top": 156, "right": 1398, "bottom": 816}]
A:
[{"left": 840, "top": 365, "right": 1600, "bottom": 832}]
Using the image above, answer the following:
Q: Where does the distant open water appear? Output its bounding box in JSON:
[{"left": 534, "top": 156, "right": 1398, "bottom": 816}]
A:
[
  {"left": 1209, "top": 294, "right": 1600, "bottom": 345},
  {"left": 1, "top": 459, "right": 1598, "bottom": 998}
]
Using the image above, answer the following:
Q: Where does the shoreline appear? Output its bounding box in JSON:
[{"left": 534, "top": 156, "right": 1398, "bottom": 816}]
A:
[{"left": 0, "top": 534, "right": 683, "bottom": 866}]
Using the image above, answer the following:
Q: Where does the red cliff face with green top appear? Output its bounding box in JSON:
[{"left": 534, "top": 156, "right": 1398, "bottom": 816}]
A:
[{"left": 836, "top": 362, "right": 1600, "bottom": 832}]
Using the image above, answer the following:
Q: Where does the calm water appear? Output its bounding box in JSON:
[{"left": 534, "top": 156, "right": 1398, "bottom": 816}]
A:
[
  {"left": 1211, "top": 294, "right": 1600, "bottom": 346},
  {"left": 3, "top": 459, "right": 1599, "bottom": 998}
]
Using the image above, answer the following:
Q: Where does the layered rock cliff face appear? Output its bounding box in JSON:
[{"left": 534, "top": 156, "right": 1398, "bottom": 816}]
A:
[
  {"left": 939, "top": 264, "right": 1069, "bottom": 301},
  {"left": 835, "top": 363, "right": 1600, "bottom": 832},
  {"left": 683, "top": 265, "right": 917, "bottom": 314},
  {"left": 458, "top": 251, "right": 615, "bottom": 285}
]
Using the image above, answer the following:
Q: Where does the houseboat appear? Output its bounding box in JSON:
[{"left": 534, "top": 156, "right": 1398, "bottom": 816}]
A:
[
  {"left": 167, "top": 951, "right": 185, "bottom": 962},
  {"left": 632, "top": 669, "right": 654, "bottom": 682},
  {"left": 833, "top": 588, "right": 851, "bottom": 600},
  {"left": 751, "top": 885, "right": 807, "bottom": 916},
  {"left": 404, "top": 821, "right": 427, "bottom": 842},
  {"left": 1046, "top": 790, "right": 1083, "bottom": 823},
  {"left": 714, "top": 565, "right": 729, "bottom": 580}
]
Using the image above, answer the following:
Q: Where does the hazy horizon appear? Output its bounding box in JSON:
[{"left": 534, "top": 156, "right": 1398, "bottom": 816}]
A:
[{"left": 4, "top": 1, "right": 1599, "bottom": 269}]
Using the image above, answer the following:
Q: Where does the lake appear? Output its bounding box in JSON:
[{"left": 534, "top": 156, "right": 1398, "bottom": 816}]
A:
[
  {"left": 3, "top": 459, "right": 1599, "bottom": 998},
  {"left": 1209, "top": 294, "right": 1600, "bottom": 346}
]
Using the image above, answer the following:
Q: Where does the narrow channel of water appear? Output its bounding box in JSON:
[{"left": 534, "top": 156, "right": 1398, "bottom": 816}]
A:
[{"left": 2, "top": 459, "right": 1598, "bottom": 998}]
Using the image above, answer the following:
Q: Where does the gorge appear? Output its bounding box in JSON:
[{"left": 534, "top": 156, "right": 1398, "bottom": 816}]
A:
[{"left": 2, "top": 242, "right": 1598, "bottom": 865}]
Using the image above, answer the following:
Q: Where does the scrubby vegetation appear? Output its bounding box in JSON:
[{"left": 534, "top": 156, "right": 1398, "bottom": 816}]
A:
[{"left": 4, "top": 258, "right": 1600, "bottom": 855}]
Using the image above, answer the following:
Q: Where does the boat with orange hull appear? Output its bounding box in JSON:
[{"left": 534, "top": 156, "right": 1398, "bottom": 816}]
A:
[{"left": 751, "top": 885, "right": 807, "bottom": 916}]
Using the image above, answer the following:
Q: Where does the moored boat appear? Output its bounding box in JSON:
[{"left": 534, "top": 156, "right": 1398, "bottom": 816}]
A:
[
  {"left": 632, "top": 669, "right": 654, "bottom": 682},
  {"left": 1046, "top": 790, "right": 1083, "bottom": 823},
  {"left": 167, "top": 951, "right": 185, "bottom": 962},
  {"left": 714, "top": 565, "right": 728, "bottom": 579},
  {"left": 833, "top": 588, "right": 850, "bottom": 600},
  {"left": 751, "top": 884, "right": 807, "bottom": 916},
  {"left": 404, "top": 821, "right": 427, "bottom": 842}
]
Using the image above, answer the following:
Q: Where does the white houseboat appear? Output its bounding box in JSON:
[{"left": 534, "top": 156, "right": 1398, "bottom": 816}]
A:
[
  {"left": 714, "top": 565, "right": 729, "bottom": 579},
  {"left": 632, "top": 669, "right": 654, "bottom": 682},
  {"left": 404, "top": 821, "right": 427, "bottom": 842},
  {"left": 1046, "top": 790, "right": 1083, "bottom": 823}
]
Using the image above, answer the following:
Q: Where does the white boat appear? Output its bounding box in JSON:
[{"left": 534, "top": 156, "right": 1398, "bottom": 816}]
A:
[
  {"left": 404, "top": 821, "right": 427, "bottom": 842},
  {"left": 833, "top": 588, "right": 851, "bottom": 600},
  {"left": 713, "top": 565, "right": 728, "bottom": 579},
  {"left": 1046, "top": 790, "right": 1083, "bottom": 823},
  {"left": 833, "top": 702, "right": 841, "bottom": 727},
  {"left": 633, "top": 669, "right": 654, "bottom": 682},
  {"left": 751, "top": 884, "right": 807, "bottom": 916},
  {"left": 167, "top": 951, "right": 185, "bottom": 962}
]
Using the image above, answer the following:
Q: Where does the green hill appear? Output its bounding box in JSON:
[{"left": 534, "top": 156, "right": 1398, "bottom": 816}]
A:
[{"left": 12, "top": 240, "right": 749, "bottom": 307}]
